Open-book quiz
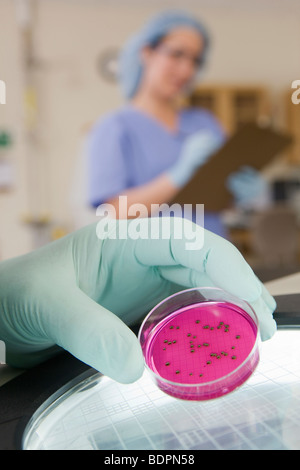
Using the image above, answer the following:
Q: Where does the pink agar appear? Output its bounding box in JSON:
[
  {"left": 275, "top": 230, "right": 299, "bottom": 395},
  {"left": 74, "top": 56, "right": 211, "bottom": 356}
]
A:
[{"left": 144, "top": 301, "right": 258, "bottom": 399}]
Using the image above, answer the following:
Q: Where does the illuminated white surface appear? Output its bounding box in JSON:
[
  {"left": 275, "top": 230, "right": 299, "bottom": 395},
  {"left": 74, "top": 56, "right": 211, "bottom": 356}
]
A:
[
  {"left": 23, "top": 329, "right": 300, "bottom": 450},
  {"left": 265, "top": 272, "right": 300, "bottom": 296}
]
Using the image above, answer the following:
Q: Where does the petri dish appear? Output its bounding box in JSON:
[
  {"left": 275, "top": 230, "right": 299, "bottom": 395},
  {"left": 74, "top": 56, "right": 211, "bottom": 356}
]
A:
[{"left": 138, "top": 287, "right": 260, "bottom": 401}]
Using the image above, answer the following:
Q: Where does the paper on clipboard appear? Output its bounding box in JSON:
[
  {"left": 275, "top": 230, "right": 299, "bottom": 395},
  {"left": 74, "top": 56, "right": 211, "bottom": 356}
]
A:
[{"left": 171, "top": 123, "right": 293, "bottom": 212}]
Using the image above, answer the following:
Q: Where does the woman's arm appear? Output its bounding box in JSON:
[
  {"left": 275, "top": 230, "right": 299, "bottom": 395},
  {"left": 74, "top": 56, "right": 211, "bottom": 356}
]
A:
[
  {"left": 105, "top": 130, "right": 225, "bottom": 219},
  {"left": 106, "top": 172, "right": 178, "bottom": 218}
]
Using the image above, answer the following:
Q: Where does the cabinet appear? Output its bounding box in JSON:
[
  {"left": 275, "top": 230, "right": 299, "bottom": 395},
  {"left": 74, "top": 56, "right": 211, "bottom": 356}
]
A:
[
  {"left": 286, "top": 91, "right": 300, "bottom": 164},
  {"left": 187, "top": 84, "right": 271, "bottom": 135}
]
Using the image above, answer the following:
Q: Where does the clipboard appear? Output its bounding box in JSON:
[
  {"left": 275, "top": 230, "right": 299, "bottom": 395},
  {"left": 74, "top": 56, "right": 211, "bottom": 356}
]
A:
[{"left": 171, "top": 123, "right": 293, "bottom": 212}]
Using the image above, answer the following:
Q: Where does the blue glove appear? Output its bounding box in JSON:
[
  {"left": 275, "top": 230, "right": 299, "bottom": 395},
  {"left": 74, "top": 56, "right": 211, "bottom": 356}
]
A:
[
  {"left": 227, "top": 166, "right": 271, "bottom": 209},
  {"left": 0, "top": 218, "right": 276, "bottom": 384},
  {"left": 167, "top": 131, "right": 224, "bottom": 188}
]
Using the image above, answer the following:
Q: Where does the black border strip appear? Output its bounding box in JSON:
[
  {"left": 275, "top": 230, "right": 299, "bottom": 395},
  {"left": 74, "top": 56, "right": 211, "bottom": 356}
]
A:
[
  {"left": 273, "top": 293, "right": 300, "bottom": 327},
  {"left": 0, "top": 352, "right": 94, "bottom": 450}
]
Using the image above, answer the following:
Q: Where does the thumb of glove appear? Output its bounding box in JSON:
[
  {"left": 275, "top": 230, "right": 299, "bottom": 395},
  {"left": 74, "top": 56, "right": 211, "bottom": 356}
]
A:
[{"left": 183, "top": 131, "right": 224, "bottom": 165}]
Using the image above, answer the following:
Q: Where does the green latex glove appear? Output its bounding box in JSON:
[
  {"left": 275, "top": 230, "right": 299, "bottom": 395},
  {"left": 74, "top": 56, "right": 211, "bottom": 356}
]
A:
[
  {"left": 167, "top": 131, "right": 224, "bottom": 188},
  {"left": 0, "top": 218, "right": 276, "bottom": 384}
]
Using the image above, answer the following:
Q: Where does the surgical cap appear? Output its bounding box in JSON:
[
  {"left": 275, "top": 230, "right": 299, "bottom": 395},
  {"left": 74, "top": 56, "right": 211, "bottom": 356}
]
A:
[{"left": 118, "top": 10, "right": 210, "bottom": 99}]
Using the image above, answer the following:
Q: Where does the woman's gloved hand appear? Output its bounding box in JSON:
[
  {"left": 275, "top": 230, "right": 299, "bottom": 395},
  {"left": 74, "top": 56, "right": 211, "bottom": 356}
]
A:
[
  {"left": 167, "top": 131, "right": 224, "bottom": 188},
  {"left": 0, "top": 218, "right": 276, "bottom": 384},
  {"left": 227, "top": 166, "right": 271, "bottom": 210}
]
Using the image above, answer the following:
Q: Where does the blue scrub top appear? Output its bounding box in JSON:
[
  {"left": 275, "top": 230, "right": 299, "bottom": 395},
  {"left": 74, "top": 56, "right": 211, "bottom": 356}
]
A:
[{"left": 87, "top": 105, "right": 228, "bottom": 237}]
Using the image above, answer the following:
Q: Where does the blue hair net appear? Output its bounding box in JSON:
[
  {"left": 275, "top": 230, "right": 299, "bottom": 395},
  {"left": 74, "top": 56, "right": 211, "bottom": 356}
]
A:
[{"left": 119, "top": 10, "right": 210, "bottom": 99}]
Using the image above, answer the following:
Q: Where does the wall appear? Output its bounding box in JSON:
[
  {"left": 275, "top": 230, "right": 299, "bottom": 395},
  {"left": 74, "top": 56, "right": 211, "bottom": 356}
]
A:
[
  {"left": 0, "top": 0, "right": 32, "bottom": 259},
  {"left": 0, "top": 0, "right": 299, "bottom": 259}
]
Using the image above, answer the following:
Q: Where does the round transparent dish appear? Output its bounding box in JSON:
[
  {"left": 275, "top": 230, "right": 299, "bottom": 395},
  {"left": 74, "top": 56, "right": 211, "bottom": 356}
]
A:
[{"left": 138, "top": 287, "right": 260, "bottom": 401}]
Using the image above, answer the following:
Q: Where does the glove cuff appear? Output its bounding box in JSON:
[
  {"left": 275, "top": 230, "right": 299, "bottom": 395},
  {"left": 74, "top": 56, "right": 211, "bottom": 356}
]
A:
[{"left": 166, "top": 165, "right": 193, "bottom": 189}]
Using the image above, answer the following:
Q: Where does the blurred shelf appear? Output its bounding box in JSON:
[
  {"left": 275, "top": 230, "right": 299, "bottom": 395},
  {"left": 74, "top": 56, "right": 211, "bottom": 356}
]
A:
[{"left": 187, "top": 83, "right": 271, "bottom": 135}]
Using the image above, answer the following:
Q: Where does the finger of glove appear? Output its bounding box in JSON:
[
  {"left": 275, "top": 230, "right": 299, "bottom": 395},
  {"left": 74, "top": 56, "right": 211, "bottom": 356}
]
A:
[
  {"left": 158, "top": 265, "right": 215, "bottom": 289},
  {"left": 228, "top": 180, "right": 258, "bottom": 200},
  {"left": 134, "top": 218, "right": 262, "bottom": 303},
  {"left": 40, "top": 285, "right": 144, "bottom": 384},
  {"left": 239, "top": 165, "right": 259, "bottom": 176},
  {"left": 158, "top": 265, "right": 276, "bottom": 341},
  {"left": 259, "top": 280, "right": 277, "bottom": 311},
  {"left": 99, "top": 218, "right": 275, "bottom": 342},
  {"left": 184, "top": 132, "right": 224, "bottom": 155},
  {"left": 248, "top": 295, "right": 277, "bottom": 341},
  {"left": 227, "top": 172, "right": 260, "bottom": 190}
]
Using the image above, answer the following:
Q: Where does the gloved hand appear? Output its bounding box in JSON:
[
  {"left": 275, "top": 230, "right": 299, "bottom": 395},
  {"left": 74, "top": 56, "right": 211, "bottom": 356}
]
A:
[
  {"left": 0, "top": 218, "right": 276, "bottom": 384},
  {"left": 227, "top": 166, "right": 271, "bottom": 210},
  {"left": 167, "top": 131, "right": 224, "bottom": 188}
]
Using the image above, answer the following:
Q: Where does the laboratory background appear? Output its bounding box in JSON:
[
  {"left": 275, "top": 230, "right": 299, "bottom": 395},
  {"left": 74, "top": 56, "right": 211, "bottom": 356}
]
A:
[
  {"left": 1, "top": 0, "right": 300, "bottom": 453},
  {"left": 1, "top": 0, "right": 300, "bottom": 284}
]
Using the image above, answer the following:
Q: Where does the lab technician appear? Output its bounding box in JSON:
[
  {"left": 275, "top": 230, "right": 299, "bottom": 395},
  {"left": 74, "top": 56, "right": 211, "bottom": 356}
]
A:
[
  {"left": 87, "top": 10, "right": 268, "bottom": 238},
  {"left": 0, "top": 218, "right": 276, "bottom": 384}
]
